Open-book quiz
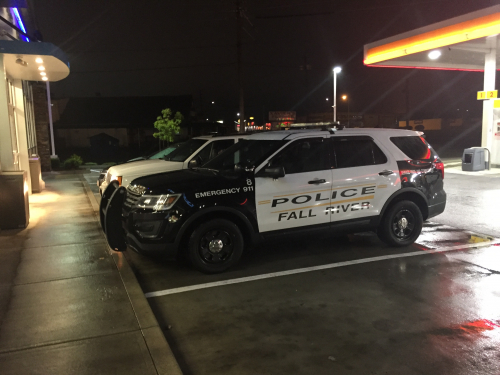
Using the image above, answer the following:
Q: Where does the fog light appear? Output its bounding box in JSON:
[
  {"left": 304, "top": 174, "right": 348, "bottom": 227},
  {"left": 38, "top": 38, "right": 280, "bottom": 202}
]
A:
[{"left": 168, "top": 215, "right": 179, "bottom": 223}]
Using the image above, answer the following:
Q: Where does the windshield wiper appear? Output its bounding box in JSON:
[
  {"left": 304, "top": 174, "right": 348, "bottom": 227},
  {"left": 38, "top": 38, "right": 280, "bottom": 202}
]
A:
[{"left": 192, "top": 167, "right": 219, "bottom": 175}]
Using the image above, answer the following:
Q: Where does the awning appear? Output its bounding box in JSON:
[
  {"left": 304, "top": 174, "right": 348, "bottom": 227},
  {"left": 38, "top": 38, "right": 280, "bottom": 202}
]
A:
[
  {"left": 364, "top": 5, "right": 500, "bottom": 71},
  {"left": 0, "top": 39, "right": 69, "bottom": 81}
]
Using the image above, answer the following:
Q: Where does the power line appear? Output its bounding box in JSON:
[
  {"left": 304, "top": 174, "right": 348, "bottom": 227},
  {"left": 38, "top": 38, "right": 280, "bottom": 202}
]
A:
[
  {"left": 256, "top": 0, "right": 458, "bottom": 19},
  {"left": 69, "top": 62, "right": 236, "bottom": 74}
]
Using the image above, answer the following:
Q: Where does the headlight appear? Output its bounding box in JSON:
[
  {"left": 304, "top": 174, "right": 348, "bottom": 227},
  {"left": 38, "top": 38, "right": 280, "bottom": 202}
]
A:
[
  {"left": 110, "top": 175, "right": 123, "bottom": 185},
  {"left": 136, "top": 194, "right": 181, "bottom": 211}
]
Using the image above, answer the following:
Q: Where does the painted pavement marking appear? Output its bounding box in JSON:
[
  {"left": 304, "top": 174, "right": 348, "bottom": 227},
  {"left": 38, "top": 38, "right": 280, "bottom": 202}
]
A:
[{"left": 145, "top": 240, "right": 500, "bottom": 298}]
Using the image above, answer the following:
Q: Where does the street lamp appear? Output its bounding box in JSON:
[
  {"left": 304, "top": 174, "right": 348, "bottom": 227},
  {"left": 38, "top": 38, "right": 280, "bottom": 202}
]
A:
[
  {"left": 333, "top": 66, "right": 342, "bottom": 123},
  {"left": 342, "top": 95, "right": 349, "bottom": 127}
]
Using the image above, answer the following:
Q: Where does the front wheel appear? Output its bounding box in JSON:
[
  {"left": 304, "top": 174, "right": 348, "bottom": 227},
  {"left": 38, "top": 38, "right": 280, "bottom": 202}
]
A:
[
  {"left": 188, "top": 219, "right": 244, "bottom": 273},
  {"left": 378, "top": 200, "right": 423, "bottom": 247}
]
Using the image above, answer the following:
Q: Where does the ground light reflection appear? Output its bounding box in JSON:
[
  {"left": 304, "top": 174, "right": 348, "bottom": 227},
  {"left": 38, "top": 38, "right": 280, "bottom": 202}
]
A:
[
  {"left": 28, "top": 191, "right": 61, "bottom": 225},
  {"left": 426, "top": 246, "right": 500, "bottom": 374},
  {"left": 29, "top": 191, "right": 60, "bottom": 204}
]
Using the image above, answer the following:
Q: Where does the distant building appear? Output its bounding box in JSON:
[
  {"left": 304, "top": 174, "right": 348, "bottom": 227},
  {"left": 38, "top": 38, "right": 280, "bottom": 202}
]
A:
[{"left": 53, "top": 95, "right": 193, "bottom": 149}]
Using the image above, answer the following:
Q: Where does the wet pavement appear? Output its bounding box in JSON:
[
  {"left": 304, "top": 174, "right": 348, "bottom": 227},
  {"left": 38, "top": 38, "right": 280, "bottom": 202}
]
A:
[
  {"left": 435, "top": 163, "right": 500, "bottom": 238},
  {"left": 80, "top": 166, "right": 500, "bottom": 375},
  {"left": 0, "top": 173, "right": 181, "bottom": 375},
  {"left": 130, "top": 225, "right": 500, "bottom": 375}
]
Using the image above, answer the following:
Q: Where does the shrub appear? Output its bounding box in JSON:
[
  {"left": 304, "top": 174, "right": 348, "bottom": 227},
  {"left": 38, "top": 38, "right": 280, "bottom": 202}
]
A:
[
  {"left": 50, "top": 157, "right": 60, "bottom": 170},
  {"left": 84, "top": 162, "right": 97, "bottom": 166},
  {"left": 63, "top": 154, "right": 83, "bottom": 170}
]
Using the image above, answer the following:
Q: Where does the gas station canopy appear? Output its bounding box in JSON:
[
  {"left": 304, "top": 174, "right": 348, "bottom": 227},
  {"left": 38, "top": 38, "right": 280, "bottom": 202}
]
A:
[
  {"left": 0, "top": 40, "right": 69, "bottom": 81},
  {"left": 364, "top": 5, "right": 500, "bottom": 71}
]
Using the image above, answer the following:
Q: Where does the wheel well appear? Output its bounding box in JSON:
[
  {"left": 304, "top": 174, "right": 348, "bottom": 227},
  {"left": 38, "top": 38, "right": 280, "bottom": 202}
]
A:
[
  {"left": 387, "top": 192, "right": 428, "bottom": 220},
  {"left": 178, "top": 211, "right": 253, "bottom": 253}
]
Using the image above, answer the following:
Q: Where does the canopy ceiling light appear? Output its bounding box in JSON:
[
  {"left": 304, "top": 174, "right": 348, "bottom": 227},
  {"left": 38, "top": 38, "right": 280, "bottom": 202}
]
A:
[
  {"left": 428, "top": 50, "right": 441, "bottom": 60},
  {"left": 0, "top": 40, "right": 69, "bottom": 81}
]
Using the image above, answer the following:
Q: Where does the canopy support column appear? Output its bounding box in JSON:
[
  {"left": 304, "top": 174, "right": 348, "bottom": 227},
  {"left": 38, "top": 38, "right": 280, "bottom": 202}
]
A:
[{"left": 482, "top": 36, "right": 497, "bottom": 166}]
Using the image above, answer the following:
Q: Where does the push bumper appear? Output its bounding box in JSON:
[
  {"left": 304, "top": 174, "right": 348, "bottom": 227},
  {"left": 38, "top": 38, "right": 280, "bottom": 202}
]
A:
[{"left": 125, "top": 232, "right": 179, "bottom": 259}]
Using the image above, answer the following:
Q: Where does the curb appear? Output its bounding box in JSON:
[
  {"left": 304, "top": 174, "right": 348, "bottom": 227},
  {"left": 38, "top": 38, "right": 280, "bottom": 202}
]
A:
[{"left": 80, "top": 176, "right": 183, "bottom": 375}]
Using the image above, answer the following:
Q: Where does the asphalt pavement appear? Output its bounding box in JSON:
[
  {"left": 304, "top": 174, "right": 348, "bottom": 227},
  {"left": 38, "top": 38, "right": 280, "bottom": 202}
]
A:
[{"left": 439, "top": 158, "right": 500, "bottom": 238}]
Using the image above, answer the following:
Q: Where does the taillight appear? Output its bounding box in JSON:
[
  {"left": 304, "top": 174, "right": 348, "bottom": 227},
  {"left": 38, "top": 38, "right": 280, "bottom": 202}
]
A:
[{"left": 433, "top": 162, "right": 444, "bottom": 179}]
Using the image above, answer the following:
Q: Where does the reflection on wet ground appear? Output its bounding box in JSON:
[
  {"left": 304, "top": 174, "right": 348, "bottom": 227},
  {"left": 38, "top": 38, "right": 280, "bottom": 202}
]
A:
[{"left": 417, "top": 222, "right": 498, "bottom": 249}]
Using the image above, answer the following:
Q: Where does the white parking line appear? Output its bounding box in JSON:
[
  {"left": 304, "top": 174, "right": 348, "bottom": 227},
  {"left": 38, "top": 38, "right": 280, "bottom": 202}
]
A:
[{"left": 144, "top": 240, "right": 500, "bottom": 298}]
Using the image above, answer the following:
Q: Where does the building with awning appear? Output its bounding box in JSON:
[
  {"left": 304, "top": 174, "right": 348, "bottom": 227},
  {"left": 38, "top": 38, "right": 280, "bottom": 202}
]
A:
[
  {"left": 0, "top": 4, "right": 69, "bottom": 195},
  {"left": 364, "top": 5, "right": 500, "bottom": 167},
  {"left": 0, "top": 4, "right": 69, "bottom": 229}
]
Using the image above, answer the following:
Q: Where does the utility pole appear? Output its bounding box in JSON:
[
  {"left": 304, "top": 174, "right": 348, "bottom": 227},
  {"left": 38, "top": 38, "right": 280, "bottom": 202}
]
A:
[
  {"left": 236, "top": 0, "right": 244, "bottom": 132},
  {"left": 405, "top": 78, "right": 410, "bottom": 128}
]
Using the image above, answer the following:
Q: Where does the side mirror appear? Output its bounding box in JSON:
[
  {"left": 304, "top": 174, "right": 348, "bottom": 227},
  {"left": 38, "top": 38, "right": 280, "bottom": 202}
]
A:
[
  {"left": 259, "top": 166, "right": 285, "bottom": 179},
  {"left": 188, "top": 159, "right": 198, "bottom": 168}
]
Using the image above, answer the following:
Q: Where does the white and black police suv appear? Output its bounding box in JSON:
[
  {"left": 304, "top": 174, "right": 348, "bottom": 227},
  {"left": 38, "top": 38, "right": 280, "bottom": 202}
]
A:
[{"left": 101, "top": 128, "right": 446, "bottom": 273}]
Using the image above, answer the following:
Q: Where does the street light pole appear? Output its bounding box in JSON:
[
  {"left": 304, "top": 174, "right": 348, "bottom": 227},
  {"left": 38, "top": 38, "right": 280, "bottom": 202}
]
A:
[{"left": 333, "top": 67, "right": 341, "bottom": 123}]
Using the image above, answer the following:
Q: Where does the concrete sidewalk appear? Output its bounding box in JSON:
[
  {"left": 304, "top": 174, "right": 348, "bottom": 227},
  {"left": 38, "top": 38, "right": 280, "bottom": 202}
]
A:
[{"left": 0, "top": 172, "right": 182, "bottom": 375}]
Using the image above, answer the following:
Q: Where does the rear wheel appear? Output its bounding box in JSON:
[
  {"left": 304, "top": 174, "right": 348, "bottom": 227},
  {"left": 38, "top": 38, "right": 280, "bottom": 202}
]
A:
[
  {"left": 378, "top": 200, "right": 423, "bottom": 247},
  {"left": 188, "top": 219, "right": 244, "bottom": 273}
]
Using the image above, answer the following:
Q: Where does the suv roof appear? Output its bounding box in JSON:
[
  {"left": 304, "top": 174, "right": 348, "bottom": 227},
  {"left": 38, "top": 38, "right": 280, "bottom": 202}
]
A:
[
  {"left": 246, "top": 128, "right": 421, "bottom": 141},
  {"left": 194, "top": 132, "right": 257, "bottom": 140}
]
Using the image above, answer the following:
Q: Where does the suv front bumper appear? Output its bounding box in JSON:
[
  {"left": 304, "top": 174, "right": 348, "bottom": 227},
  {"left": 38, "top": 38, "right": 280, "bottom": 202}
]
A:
[
  {"left": 121, "top": 210, "right": 184, "bottom": 259},
  {"left": 125, "top": 231, "right": 179, "bottom": 259}
]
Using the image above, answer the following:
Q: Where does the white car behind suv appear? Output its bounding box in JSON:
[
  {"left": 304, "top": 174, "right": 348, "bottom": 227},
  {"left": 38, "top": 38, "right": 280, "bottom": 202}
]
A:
[{"left": 99, "top": 134, "right": 242, "bottom": 194}]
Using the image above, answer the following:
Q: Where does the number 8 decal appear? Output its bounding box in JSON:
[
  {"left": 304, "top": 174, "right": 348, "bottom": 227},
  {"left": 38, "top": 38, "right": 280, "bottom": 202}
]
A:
[{"left": 247, "top": 178, "right": 252, "bottom": 186}]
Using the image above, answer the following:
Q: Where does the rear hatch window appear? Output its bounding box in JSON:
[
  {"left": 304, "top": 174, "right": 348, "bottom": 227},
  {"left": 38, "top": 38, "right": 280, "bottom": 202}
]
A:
[
  {"left": 391, "top": 136, "right": 444, "bottom": 179},
  {"left": 390, "top": 136, "right": 439, "bottom": 160}
]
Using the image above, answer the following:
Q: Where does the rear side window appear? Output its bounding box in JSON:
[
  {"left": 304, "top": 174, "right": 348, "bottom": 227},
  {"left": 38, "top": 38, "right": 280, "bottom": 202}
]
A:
[
  {"left": 390, "top": 136, "right": 437, "bottom": 160},
  {"left": 330, "top": 136, "right": 387, "bottom": 169}
]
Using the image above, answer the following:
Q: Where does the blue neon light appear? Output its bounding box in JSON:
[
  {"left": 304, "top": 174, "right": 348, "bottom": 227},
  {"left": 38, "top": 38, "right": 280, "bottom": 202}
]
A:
[{"left": 12, "top": 8, "right": 29, "bottom": 42}]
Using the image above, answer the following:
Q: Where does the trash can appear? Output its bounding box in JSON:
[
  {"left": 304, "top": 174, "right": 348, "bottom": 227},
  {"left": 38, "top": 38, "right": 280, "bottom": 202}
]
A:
[
  {"left": 462, "top": 147, "right": 485, "bottom": 171},
  {"left": 29, "top": 156, "right": 45, "bottom": 193},
  {"left": 0, "top": 171, "right": 29, "bottom": 229}
]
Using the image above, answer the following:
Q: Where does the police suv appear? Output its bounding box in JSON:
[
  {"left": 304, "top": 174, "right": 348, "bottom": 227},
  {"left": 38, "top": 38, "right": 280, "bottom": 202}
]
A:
[{"left": 101, "top": 128, "right": 446, "bottom": 273}]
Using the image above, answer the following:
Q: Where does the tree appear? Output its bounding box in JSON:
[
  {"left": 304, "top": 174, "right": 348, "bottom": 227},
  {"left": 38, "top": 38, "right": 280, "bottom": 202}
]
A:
[{"left": 153, "top": 108, "right": 183, "bottom": 147}]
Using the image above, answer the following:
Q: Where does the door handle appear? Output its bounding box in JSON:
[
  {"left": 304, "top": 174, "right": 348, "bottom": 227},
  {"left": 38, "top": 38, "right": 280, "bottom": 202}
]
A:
[
  {"left": 308, "top": 179, "right": 326, "bottom": 184},
  {"left": 379, "top": 170, "right": 394, "bottom": 176}
]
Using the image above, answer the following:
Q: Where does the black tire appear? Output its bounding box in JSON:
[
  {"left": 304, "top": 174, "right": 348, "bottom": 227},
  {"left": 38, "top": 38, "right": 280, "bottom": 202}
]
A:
[
  {"left": 378, "top": 200, "right": 423, "bottom": 247},
  {"left": 188, "top": 219, "right": 244, "bottom": 273}
]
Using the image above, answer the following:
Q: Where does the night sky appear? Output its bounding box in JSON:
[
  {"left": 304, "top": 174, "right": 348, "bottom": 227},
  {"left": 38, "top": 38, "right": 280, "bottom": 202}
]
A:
[{"left": 33, "top": 0, "right": 499, "bottom": 123}]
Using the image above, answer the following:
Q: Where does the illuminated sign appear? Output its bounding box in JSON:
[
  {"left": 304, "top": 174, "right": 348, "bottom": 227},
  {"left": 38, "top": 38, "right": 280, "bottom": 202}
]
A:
[
  {"left": 269, "top": 111, "right": 296, "bottom": 121},
  {"left": 478, "top": 90, "right": 498, "bottom": 100}
]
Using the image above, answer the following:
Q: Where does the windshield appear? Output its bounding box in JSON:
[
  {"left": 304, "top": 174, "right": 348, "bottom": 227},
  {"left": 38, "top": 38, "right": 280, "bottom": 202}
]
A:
[
  {"left": 148, "top": 143, "right": 182, "bottom": 160},
  {"left": 165, "top": 139, "right": 208, "bottom": 162},
  {"left": 204, "top": 139, "right": 287, "bottom": 173}
]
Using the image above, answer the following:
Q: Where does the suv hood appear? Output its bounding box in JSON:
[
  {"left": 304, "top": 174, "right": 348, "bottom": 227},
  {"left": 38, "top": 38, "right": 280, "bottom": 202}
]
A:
[
  {"left": 130, "top": 169, "right": 240, "bottom": 196},
  {"left": 107, "top": 159, "right": 184, "bottom": 188},
  {"left": 107, "top": 159, "right": 182, "bottom": 177}
]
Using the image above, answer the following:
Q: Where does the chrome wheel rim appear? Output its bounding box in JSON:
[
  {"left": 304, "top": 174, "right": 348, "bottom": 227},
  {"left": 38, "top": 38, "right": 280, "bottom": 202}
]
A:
[{"left": 199, "top": 229, "right": 233, "bottom": 263}]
